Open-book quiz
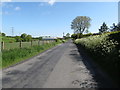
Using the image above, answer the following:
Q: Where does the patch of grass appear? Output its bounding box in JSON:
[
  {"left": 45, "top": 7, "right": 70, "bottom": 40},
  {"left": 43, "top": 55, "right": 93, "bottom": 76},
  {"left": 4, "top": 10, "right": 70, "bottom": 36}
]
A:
[
  {"left": 2, "top": 41, "right": 61, "bottom": 69},
  {"left": 3, "top": 40, "right": 52, "bottom": 50},
  {"left": 2, "top": 36, "right": 16, "bottom": 43}
]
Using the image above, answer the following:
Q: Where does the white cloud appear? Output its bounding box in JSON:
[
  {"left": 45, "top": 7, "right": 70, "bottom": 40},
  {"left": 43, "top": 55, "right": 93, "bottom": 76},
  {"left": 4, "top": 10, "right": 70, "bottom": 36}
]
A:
[
  {"left": 48, "top": 0, "right": 56, "bottom": 6},
  {"left": 14, "top": 7, "right": 21, "bottom": 11}
]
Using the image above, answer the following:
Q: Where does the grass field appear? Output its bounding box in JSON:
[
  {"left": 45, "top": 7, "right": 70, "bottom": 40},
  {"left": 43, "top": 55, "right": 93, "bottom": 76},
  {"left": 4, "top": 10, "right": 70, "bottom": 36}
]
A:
[
  {"left": 2, "top": 40, "right": 62, "bottom": 69},
  {"left": 2, "top": 40, "right": 54, "bottom": 50},
  {"left": 2, "top": 36, "right": 16, "bottom": 43}
]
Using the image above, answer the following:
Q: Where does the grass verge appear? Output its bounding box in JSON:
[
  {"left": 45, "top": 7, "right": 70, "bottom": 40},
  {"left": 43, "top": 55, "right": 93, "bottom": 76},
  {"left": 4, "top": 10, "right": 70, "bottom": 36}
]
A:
[{"left": 2, "top": 41, "right": 61, "bottom": 69}]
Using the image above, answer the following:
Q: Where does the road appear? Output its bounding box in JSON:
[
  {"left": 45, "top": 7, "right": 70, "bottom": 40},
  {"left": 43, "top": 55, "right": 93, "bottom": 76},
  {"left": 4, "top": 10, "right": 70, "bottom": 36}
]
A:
[{"left": 2, "top": 40, "right": 116, "bottom": 88}]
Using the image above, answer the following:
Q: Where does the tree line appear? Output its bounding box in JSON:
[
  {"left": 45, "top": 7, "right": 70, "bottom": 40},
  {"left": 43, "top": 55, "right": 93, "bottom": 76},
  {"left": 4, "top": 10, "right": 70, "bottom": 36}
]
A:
[
  {"left": 0, "top": 32, "right": 43, "bottom": 42},
  {"left": 71, "top": 16, "right": 120, "bottom": 39}
]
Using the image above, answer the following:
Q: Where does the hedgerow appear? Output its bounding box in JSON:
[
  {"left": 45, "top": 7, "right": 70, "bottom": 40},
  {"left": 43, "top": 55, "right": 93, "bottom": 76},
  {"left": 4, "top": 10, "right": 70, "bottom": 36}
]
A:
[{"left": 75, "top": 31, "right": 120, "bottom": 84}]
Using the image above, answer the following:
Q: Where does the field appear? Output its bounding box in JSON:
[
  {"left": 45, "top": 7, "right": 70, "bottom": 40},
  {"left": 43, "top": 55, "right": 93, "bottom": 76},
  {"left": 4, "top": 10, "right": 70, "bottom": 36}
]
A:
[
  {"left": 2, "top": 36, "right": 16, "bottom": 43},
  {"left": 75, "top": 31, "right": 120, "bottom": 84},
  {"left": 2, "top": 40, "right": 62, "bottom": 68},
  {"left": 3, "top": 40, "right": 53, "bottom": 50},
  {"left": 1, "top": 35, "right": 65, "bottom": 69}
]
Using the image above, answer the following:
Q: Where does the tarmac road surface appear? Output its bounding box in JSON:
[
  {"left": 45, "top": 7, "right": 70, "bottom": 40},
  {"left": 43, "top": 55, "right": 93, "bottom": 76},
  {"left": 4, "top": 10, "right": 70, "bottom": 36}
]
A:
[{"left": 2, "top": 40, "right": 116, "bottom": 88}]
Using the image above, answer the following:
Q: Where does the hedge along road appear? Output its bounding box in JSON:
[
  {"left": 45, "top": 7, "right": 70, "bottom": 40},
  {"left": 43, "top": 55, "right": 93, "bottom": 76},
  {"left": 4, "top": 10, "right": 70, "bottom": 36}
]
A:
[{"left": 2, "top": 40, "right": 116, "bottom": 88}]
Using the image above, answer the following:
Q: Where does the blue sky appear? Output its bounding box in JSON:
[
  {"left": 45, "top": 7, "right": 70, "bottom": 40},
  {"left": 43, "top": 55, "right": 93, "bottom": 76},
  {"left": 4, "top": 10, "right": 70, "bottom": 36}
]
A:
[{"left": 1, "top": 2, "right": 118, "bottom": 37}]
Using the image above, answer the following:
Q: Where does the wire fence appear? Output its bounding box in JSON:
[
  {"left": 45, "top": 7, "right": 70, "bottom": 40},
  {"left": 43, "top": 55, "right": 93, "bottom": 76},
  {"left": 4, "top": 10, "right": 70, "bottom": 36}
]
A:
[{"left": 1, "top": 40, "right": 55, "bottom": 50}]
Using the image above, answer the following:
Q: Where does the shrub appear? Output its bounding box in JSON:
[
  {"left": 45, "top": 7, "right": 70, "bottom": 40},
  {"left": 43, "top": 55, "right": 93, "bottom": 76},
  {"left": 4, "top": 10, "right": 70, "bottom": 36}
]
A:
[{"left": 75, "top": 31, "right": 120, "bottom": 84}]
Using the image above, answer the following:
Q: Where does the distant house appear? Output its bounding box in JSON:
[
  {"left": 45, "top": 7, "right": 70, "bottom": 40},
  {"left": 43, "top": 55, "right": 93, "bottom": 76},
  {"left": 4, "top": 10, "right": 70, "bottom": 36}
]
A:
[{"left": 42, "top": 36, "right": 57, "bottom": 40}]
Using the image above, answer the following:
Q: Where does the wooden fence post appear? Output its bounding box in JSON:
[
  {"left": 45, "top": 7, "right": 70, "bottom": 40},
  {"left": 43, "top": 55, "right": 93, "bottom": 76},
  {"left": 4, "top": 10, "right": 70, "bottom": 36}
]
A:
[
  {"left": 20, "top": 41, "right": 22, "bottom": 48},
  {"left": 31, "top": 40, "right": 32, "bottom": 46},
  {"left": 42, "top": 40, "right": 44, "bottom": 45},
  {"left": 38, "top": 40, "right": 40, "bottom": 46},
  {"left": 1, "top": 41, "right": 4, "bottom": 50}
]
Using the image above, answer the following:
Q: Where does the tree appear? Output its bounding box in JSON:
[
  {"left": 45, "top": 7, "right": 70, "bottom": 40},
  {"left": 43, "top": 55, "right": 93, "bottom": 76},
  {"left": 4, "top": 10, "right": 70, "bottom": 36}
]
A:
[
  {"left": 39, "top": 37, "right": 43, "bottom": 40},
  {"left": 26, "top": 35, "right": 32, "bottom": 42},
  {"left": 2, "top": 33, "right": 6, "bottom": 36},
  {"left": 64, "top": 33, "right": 70, "bottom": 39},
  {"left": 71, "top": 16, "right": 91, "bottom": 37},
  {"left": 110, "top": 23, "right": 118, "bottom": 32},
  {"left": 21, "top": 33, "right": 27, "bottom": 41},
  {"left": 99, "top": 22, "right": 109, "bottom": 33},
  {"left": 66, "top": 33, "right": 70, "bottom": 38},
  {"left": 15, "top": 36, "right": 22, "bottom": 42}
]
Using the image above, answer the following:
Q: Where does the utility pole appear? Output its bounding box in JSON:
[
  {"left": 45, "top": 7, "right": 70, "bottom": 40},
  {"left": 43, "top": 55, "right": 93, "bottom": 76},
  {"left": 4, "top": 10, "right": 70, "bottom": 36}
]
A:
[
  {"left": 63, "top": 32, "right": 64, "bottom": 38},
  {"left": 11, "top": 27, "right": 14, "bottom": 37}
]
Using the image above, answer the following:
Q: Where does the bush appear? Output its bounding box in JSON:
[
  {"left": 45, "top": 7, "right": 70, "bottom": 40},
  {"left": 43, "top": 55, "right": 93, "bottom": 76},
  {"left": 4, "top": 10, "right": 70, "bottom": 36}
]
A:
[
  {"left": 75, "top": 31, "right": 120, "bottom": 84},
  {"left": 82, "top": 33, "right": 93, "bottom": 37},
  {"left": 71, "top": 33, "right": 93, "bottom": 40},
  {"left": 62, "top": 40, "right": 66, "bottom": 43}
]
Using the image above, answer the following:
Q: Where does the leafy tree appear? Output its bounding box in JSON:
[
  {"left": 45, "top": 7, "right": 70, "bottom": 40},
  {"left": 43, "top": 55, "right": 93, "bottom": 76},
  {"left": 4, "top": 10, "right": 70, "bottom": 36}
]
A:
[
  {"left": 21, "top": 33, "right": 27, "bottom": 41},
  {"left": 110, "top": 23, "right": 118, "bottom": 32},
  {"left": 99, "top": 22, "right": 109, "bottom": 33},
  {"left": 26, "top": 35, "right": 32, "bottom": 42},
  {"left": 71, "top": 16, "right": 91, "bottom": 38},
  {"left": 2, "top": 33, "right": 6, "bottom": 36},
  {"left": 64, "top": 33, "right": 70, "bottom": 39},
  {"left": 39, "top": 37, "right": 43, "bottom": 40},
  {"left": 15, "top": 36, "right": 22, "bottom": 42},
  {"left": 66, "top": 33, "right": 70, "bottom": 38}
]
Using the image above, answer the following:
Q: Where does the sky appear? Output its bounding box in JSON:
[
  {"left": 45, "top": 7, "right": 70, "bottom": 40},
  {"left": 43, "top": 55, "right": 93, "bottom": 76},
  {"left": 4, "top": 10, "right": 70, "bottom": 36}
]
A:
[{"left": 0, "top": 2, "right": 118, "bottom": 37}]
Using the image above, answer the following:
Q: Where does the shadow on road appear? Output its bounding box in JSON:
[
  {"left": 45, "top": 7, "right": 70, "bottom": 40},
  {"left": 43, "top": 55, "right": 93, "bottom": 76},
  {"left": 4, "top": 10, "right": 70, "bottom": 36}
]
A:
[{"left": 69, "top": 43, "right": 118, "bottom": 89}]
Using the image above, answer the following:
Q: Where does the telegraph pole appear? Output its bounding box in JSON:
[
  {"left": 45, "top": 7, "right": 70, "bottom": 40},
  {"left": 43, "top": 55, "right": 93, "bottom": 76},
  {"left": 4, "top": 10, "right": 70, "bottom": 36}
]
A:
[{"left": 63, "top": 32, "right": 64, "bottom": 38}]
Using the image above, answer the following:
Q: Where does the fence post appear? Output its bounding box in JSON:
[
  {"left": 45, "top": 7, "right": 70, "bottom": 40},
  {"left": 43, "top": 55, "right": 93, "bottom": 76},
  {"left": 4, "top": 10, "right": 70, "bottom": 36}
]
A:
[
  {"left": 38, "top": 40, "right": 40, "bottom": 46},
  {"left": 31, "top": 40, "right": 32, "bottom": 46},
  {"left": 20, "top": 41, "right": 22, "bottom": 48},
  {"left": 42, "top": 40, "right": 44, "bottom": 45},
  {"left": 1, "top": 41, "right": 4, "bottom": 50}
]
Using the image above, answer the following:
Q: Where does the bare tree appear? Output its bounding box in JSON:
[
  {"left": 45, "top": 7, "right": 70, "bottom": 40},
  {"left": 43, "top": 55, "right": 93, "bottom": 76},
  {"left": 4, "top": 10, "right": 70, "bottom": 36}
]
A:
[{"left": 71, "top": 16, "right": 91, "bottom": 35}]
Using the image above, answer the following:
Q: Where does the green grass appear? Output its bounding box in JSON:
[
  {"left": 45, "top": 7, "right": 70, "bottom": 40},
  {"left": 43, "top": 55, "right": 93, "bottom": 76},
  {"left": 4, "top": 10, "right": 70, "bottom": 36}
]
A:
[
  {"left": 75, "top": 31, "right": 120, "bottom": 85},
  {"left": 2, "top": 41, "right": 61, "bottom": 69},
  {"left": 3, "top": 40, "right": 52, "bottom": 50},
  {"left": 2, "top": 36, "right": 16, "bottom": 43}
]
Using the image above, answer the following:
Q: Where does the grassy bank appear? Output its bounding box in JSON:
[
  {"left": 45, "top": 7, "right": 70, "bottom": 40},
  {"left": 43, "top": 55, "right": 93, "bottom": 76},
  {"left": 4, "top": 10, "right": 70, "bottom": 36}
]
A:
[
  {"left": 75, "top": 31, "right": 120, "bottom": 85},
  {"left": 2, "top": 41, "right": 62, "bottom": 68}
]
